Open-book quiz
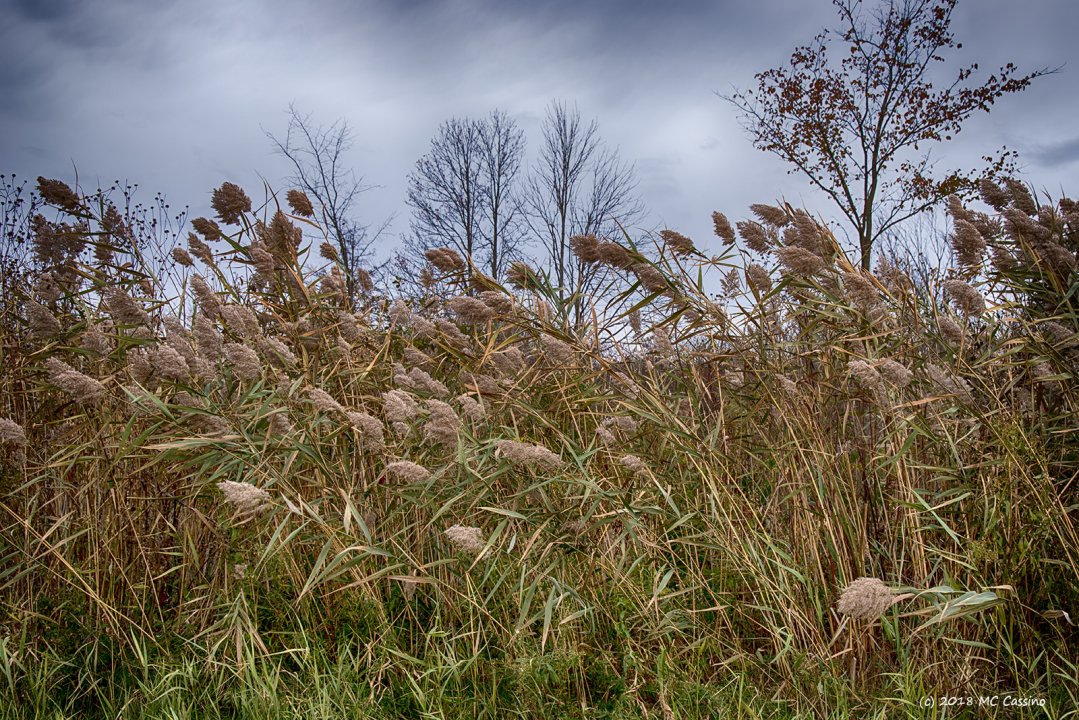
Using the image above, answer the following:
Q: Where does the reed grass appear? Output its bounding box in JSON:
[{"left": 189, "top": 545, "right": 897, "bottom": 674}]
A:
[{"left": 0, "top": 176, "right": 1075, "bottom": 718}]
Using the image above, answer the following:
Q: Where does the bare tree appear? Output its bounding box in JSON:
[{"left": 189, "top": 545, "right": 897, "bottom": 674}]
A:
[
  {"left": 724, "top": 0, "right": 1049, "bottom": 269},
  {"left": 477, "top": 109, "right": 526, "bottom": 279},
  {"left": 524, "top": 100, "right": 642, "bottom": 320},
  {"left": 405, "top": 118, "right": 484, "bottom": 270},
  {"left": 876, "top": 206, "right": 952, "bottom": 304},
  {"left": 403, "top": 111, "right": 526, "bottom": 283},
  {"left": 266, "top": 104, "right": 385, "bottom": 302}
]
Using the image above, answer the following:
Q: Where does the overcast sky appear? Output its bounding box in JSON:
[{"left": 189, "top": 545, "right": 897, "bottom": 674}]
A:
[{"left": 2, "top": 0, "right": 1076, "bottom": 266}]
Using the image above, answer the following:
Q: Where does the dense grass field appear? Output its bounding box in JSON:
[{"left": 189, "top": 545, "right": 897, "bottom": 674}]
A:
[{"left": 0, "top": 178, "right": 1076, "bottom": 718}]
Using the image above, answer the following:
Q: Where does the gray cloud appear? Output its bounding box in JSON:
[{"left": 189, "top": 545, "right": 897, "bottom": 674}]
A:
[
  {"left": 1, "top": 0, "right": 1076, "bottom": 263},
  {"left": 1028, "top": 135, "right": 1079, "bottom": 168},
  {"left": 10, "top": 0, "right": 81, "bottom": 23}
]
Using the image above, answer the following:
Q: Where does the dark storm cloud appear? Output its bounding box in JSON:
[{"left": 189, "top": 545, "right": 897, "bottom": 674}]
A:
[
  {"left": 0, "top": 0, "right": 1076, "bottom": 261},
  {"left": 1029, "top": 136, "right": 1079, "bottom": 169},
  {"left": 10, "top": 0, "right": 80, "bottom": 23}
]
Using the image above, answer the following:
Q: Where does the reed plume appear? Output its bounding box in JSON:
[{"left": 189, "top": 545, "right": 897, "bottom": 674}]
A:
[
  {"left": 211, "top": 182, "right": 252, "bottom": 225},
  {"left": 444, "top": 525, "right": 485, "bottom": 554},
  {"left": 0, "top": 418, "right": 27, "bottom": 446},
  {"left": 384, "top": 460, "right": 431, "bottom": 483},
  {"left": 45, "top": 358, "right": 106, "bottom": 403},
  {"left": 217, "top": 480, "right": 271, "bottom": 516},
  {"left": 495, "top": 439, "right": 563, "bottom": 469},
  {"left": 836, "top": 578, "right": 894, "bottom": 620}
]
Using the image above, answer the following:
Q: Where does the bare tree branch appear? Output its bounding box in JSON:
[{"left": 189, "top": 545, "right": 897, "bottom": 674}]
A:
[
  {"left": 524, "top": 100, "right": 643, "bottom": 324},
  {"left": 402, "top": 110, "right": 527, "bottom": 286},
  {"left": 266, "top": 104, "right": 382, "bottom": 305}
]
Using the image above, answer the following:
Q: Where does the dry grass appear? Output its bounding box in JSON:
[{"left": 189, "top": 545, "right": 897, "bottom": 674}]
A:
[{"left": 0, "top": 176, "right": 1075, "bottom": 718}]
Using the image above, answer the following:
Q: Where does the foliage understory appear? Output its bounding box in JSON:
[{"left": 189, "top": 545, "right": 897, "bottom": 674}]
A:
[{"left": 0, "top": 177, "right": 1076, "bottom": 718}]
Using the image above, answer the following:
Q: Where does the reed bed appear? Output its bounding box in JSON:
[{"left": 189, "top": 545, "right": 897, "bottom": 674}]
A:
[{"left": 0, "top": 178, "right": 1075, "bottom": 718}]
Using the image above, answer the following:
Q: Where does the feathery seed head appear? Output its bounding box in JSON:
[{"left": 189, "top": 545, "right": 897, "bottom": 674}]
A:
[
  {"left": 619, "top": 454, "right": 649, "bottom": 477},
  {"left": 506, "top": 261, "right": 539, "bottom": 290},
  {"left": 721, "top": 267, "right": 742, "bottom": 295},
  {"left": 495, "top": 439, "right": 563, "bottom": 469},
  {"left": 711, "top": 212, "right": 736, "bottom": 245},
  {"left": 978, "top": 179, "right": 1011, "bottom": 211},
  {"left": 455, "top": 393, "right": 486, "bottom": 421},
  {"left": 27, "top": 300, "right": 61, "bottom": 338},
  {"left": 746, "top": 263, "right": 773, "bottom": 293},
  {"left": 191, "top": 217, "right": 223, "bottom": 241},
  {"left": 1041, "top": 321, "right": 1078, "bottom": 349},
  {"left": 217, "top": 480, "right": 270, "bottom": 516},
  {"left": 841, "top": 271, "right": 881, "bottom": 311},
  {"left": 737, "top": 220, "right": 772, "bottom": 253},
  {"left": 444, "top": 524, "right": 485, "bottom": 554},
  {"left": 750, "top": 203, "right": 790, "bottom": 227},
  {"left": 319, "top": 242, "right": 339, "bottom": 262},
  {"left": 632, "top": 263, "right": 668, "bottom": 294},
  {"left": 951, "top": 219, "right": 987, "bottom": 268},
  {"left": 45, "top": 357, "right": 106, "bottom": 403},
  {"left": 286, "top": 189, "right": 314, "bottom": 217},
  {"left": 269, "top": 411, "right": 292, "bottom": 436},
  {"left": 945, "top": 195, "right": 974, "bottom": 224},
  {"left": 188, "top": 233, "right": 214, "bottom": 265},
  {"left": 103, "top": 287, "right": 150, "bottom": 327},
  {"left": 211, "top": 182, "right": 252, "bottom": 225},
  {"left": 925, "top": 363, "right": 972, "bottom": 399},
  {"left": 434, "top": 318, "right": 471, "bottom": 349},
  {"left": 382, "top": 389, "right": 419, "bottom": 423},
  {"left": 307, "top": 387, "right": 344, "bottom": 414},
  {"left": 225, "top": 342, "right": 262, "bottom": 381},
  {"left": 403, "top": 346, "right": 432, "bottom": 368},
  {"left": 1004, "top": 178, "right": 1036, "bottom": 215},
  {"left": 847, "top": 360, "right": 883, "bottom": 392},
  {"left": 937, "top": 316, "right": 964, "bottom": 345},
  {"left": 425, "top": 247, "right": 466, "bottom": 273},
  {"left": 385, "top": 460, "right": 431, "bottom": 483},
  {"left": 348, "top": 411, "right": 386, "bottom": 451},
  {"left": 150, "top": 345, "right": 191, "bottom": 383},
  {"left": 659, "top": 229, "right": 696, "bottom": 255},
  {"left": 878, "top": 359, "right": 913, "bottom": 388},
  {"left": 336, "top": 310, "right": 365, "bottom": 344},
  {"left": 943, "top": 279, "right": 986, "bottom": 317},
  {"left": 596, "top": 242, "right": 636, "bottom": 270},
  {"left": 171, "top": 247, "right": 194, "bottom": 267},
  {"left": 461, "top": 371, "right": 503, "bottom": 396},
  {"left": 36, "top": 177, "right": 82, "bottom": 213},
  {"left": 196, "top": 415, "right": 231, "bottom": 436},
  {"left": 220, "top": 305, "right": 261, "bottom": 339},
  {"left": 257, "top": 337, "right": 297, "bottom": 369},
  {"left": 837, "top": 577, "right": 894, "bottom": 620},
  {"left": 447, "top": 296, "right": 495, "bottom": 324},
  {"left": 790, "top": 210, "right": 825, "bottom": 256},
  {"left": 81, "top": 326, "right": 112, "bottom": 356},
  {"left": 0, "top": 418, "right": 27, "bottom": 446},
  {"left": 774, "top": 246, "right": 826, "bottom": 276},
  {"left": 189, "top": 275, "right": 222, "bottom": 318},
  {"left": 192, "top": 315, "right": 224, "bottom": 359},
  {"left": 422, "top": 399, "right": 460, "bottom": 447},
  {"left": 126, "top": 348, "right": 154, "bottom": 385},
  {"left": 320, "top": 267, "right": 347, "bottom": 297},
  {"left": 479, "top": 291, "right": 514, "bottom": 314},
  {"left": 33, "top": 272, "right": 64, "bottom": 304},
  {"left": 570, "top": 233, "right": 602, "bottom": 263},
  {"left": 248, "top": 240, "right": 276, "bottom": 280},
  {"left": 539, "top": 335, "right": 574, "bottom": 365}
]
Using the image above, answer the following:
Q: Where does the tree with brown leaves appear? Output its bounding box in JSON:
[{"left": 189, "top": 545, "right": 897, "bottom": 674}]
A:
[{"left": 725, "top": 0, "right": 1051, "bottom": 269}]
